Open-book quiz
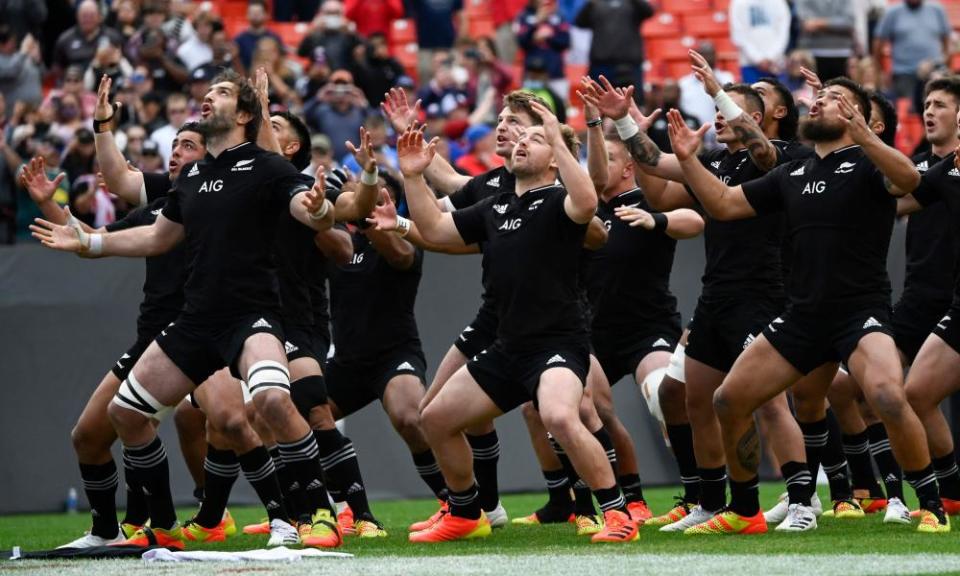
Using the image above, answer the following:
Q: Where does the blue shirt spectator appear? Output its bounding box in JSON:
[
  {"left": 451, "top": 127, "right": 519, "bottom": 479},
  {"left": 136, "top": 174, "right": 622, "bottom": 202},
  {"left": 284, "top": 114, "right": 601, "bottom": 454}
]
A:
[
  {"left": 404, "top": 0, "right": 463, "bottom": 50},
  {"left": 874, "top": 0, "right": 950, "bottom": 98},
  {"left": 515, "top": 1, "right": 571, "bottom": 81}
]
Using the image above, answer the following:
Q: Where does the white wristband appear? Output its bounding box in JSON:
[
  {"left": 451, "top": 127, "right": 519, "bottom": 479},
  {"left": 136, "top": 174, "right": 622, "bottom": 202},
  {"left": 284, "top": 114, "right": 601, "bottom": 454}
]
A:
[
  {"left": 395, "top": 216, "right": 411, "bottom": 237},
  {"left": 309, "top": 199, "right": 330, "bottom": 221},
  {"left": 713, "top": 90, "right": 744, "bottom": 121},
  {"left": 89, "top": 233, "right": 103, "bottom": 256},
  {"left": 613, "top": 115, "right": 639, "bottom": 141},
  {"left": 360, "top": 167, "right": 379, "bottom": 186}
]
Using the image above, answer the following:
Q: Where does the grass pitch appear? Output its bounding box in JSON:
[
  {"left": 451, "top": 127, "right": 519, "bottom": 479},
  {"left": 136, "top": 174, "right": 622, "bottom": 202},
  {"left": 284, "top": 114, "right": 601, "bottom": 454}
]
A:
[{"left": 3, "top": 483, "right": 960, "bottom": 575}]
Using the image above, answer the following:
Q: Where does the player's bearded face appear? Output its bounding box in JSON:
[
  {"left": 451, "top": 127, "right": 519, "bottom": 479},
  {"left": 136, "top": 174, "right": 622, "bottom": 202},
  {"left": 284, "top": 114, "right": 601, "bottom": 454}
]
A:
[
  {"left": 801, "top": 88, "right": 852, "bottom": 142},
  {"left": 200, "top": 82, "right": 239, "bottom": 137}
]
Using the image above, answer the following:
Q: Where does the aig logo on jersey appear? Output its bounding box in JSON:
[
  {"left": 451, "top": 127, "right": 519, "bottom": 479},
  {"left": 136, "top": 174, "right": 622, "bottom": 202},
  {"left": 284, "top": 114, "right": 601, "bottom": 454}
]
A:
[
  {"left": 198, "top": 179, "right": 224, "bottom": 193},
  {"left": 231, "top": 159, "right": 255, "bottom": 172},
  {"left": 802, "top": 181, "right": 826, "bottom": 195},
  {"left": 499, "top": 218, "right": 522, "bottom": 231}
]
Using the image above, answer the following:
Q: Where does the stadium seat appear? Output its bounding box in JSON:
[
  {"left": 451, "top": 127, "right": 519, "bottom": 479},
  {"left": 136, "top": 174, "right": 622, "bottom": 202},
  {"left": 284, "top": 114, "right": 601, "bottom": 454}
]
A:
[
  {"left": 657, "top": 0, "right": 713, "bottom": 15},
  {"left": 944, "top": 2, "right": 960, "bottom": 29},
  {"left": 642, "top": 12, "right": 682, "bottom": 39},
  {"left": 390, "top": 19, "right": 418, "bottom": 45},
  {"left": 216, "top": 2, "right": 248, "bottom": 21},
  {"left": 270, "top": 22, "right": 310, "bottom": 52},
  {"left": 468, "top": 15, "right": 497, "bottom": 39},
  {"left": 681, "top": 11, "right": 730, "bottom": 38},
  {"left": 646, "top": 35, "right": 696, "bottom": 62},
  {"left": 465, "top": 0, "right": 494, "bottom": 19},
  {"left": 224, "top": 17, "right": 246, "bottom": 40},
  {"left": 391, "top": 42, "right": 420, "bottom": 82},
  {"left": 712, "top": 0, "right": 730, "bottom": 12}
]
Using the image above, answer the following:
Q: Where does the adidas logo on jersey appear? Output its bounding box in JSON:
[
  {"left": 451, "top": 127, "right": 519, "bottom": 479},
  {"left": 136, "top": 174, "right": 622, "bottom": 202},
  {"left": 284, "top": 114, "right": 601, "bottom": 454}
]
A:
[
  {"left": 396, "top": 361, "right": 416, "bottom": 371},
  {"left": 151, "top": 209, "right": 162, "bottom": 216},
  {"left": 950, "top": 168, "right": 960, "bottom": 177},
  {"left": 187, "top": 164, "right": 199, "bottom": 177},
  {"left": 862, "top": 317, "right": 882, "bottom": 329},
  {"left": 231, "top": 158, "right": 255, "bottom": 172},
  {"left": 546, "top": 354, "right": 566, "bottom": 365},
  {"left": 493, "top": 203, "right": 508, "bottom": 214},
  {"left": 487, "top": 176, "right": 501, "bottom": 187},
  {"left": 917, "top": 160, "right": 929, "bottom": 172},
  {"left": 252, "top": 318, "right": 272, "bottom": 329},
  {"left": 266, "top": 500, "right": 280, "bottom": 510},
  {"left": 790, "top": 166, "right": 805, "bottom": 176},
  {"left": 710, "top": 160, "right": 722, "bottom": 169},
  {"left": 652, "top": 338, "right": 671, "bottom": 348},
  {"left": 284, "top": 341, "right": 298, "bottom": 354},
  {"left": 835, "top": 162, "right": 857, "bottom": 174}
]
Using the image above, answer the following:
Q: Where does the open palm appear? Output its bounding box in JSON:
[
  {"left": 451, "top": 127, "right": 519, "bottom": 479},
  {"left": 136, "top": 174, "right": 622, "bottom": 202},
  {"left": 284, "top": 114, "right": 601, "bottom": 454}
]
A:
[
  {"left": 397, "top": 128, "right": 436, "bottom": 177},
  {"left": 19, "top": 156, "right": 64, "bottom": 205},
  {"left": 365, "top": 189, "right": 398, "bottom": 231},
  {"left": 666, "top": 109, "right": 709, "bottom": 161},
  {"left": 30, "top": 218, "right": 83, "bottom": 253}
]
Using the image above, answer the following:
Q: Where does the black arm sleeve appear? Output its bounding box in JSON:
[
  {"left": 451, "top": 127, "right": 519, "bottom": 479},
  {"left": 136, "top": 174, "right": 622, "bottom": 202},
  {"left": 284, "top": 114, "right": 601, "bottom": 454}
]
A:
[
  {"left": 143, "top": 172, "right": 172, "bottom": 203},
  {"left": 451, "top": 196, "right": 493, "bottom": 244},
  {"left": 741, "top": 165, "right": 787, "bottom": 215}
]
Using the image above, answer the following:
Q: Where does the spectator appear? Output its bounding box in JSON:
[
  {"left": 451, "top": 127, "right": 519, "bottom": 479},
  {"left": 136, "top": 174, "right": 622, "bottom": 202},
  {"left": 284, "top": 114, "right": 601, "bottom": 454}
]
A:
[
  {"left": 176, "top": 12, "right": 220, "bottom": 72},
  {"left": 0, "top": 92, "right": 20, "bottom": 243},
  {"left": 149, "top": 92, "right": 190, "bottom": 165},
  {"left": 138, "top": 139, "right": 164, "bottom": 172},
  {"left": 404, "top": 0, "right": 465, "bottom": 80},
  {"left": 44, "top": 65, "right": 97, "bottom": 120},
  {"left": 274, "top": 0, "right": 321, "bottom": 23},
  {"left": 0, "top": 0, "right": 48, "bottom": 43},
  {"left": 575, "top": 0, "right": 652, "bottom": 98},
  {"left": 455, "top": 124, "right": 504, "bottom": 176},
  {"left": 254, "top": 36, "right": 304, "bottom": 108},
  {"left": 209, "top": 27, "right": 244, "bottom": 75},
  {"left": 0, "top": 28, "right": 43, "bottom": 107},
  {"left": 520, "top": 56, "right": 567, "bottom": 123},
  {"left": 83, "top": 40, "right": 133, "bottom": 93},
  {"left": 297, "top": 48, "right": 333, "bottom": 101},
  {"left": 298, "top": 1, "right": 363, "bottom": 71},
  {"left": 120, "top": 124, "right": 148, "bottom": 164},
  {"left": 418, "top": 59, "right": 469, "bottom": 118},
  {"left": 16, "top": 134, "right": 69, "bottom": 241},
  {"left": 794, "top": 0, "right": 856, "bottom": 82},
  {"left": 873, "top": 0, "right": 950, "bottom": 100},
  {"left": 678, "top": 42, "right": 734, "bottom": 139},
  {"left": 303, "top": 69, "right": 369, "bottom": 160},
  {"left": 53, "top": 0, "right": 124, "bottom": 76},
  {"left": 730, "top": 0, "right": 791, "bottom": 84},
  {"left": 185, "top": 64, "right": 216, "bottom": 116},
  {"left": 137, "top": 91, "right": 167, "bottom": 134},
  {"left": 460, "top": 38, "right": 513, "bottom": 125},
  {"left": 779, "top": 49, "right": 818, "bottom": 113},
  {"left": 304, "top": 133, "right": 336, "bottom": 175},
  {"left": 345, "top": 0, "right": 404, "bottom": 39},
  {"left": 350, "top": 33, "right": 406, "bottom": 106},
  {"left": 515, "top": 0, "right": 571, "bottom": 98},
  {"left": 235, "top": 0, "right": 282, "bottom": 70},
  {"left": 341, "top": 115, "right": 399, "bottom": 173},
  {"left": 48, "top": 92, "right": 89, "bottom": 145},
  {"left": 60, "top": 127, "right": 95, "bottom": 183},
  {"left": 107, "top": 0, "right": 141, "bottom": 45},
  {"left": 647, "top": 79, "right": 701, "bottom": 153}
]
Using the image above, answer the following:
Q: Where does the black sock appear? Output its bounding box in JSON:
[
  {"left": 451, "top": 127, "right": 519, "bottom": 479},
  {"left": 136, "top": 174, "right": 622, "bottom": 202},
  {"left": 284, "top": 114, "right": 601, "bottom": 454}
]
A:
[
  {"left": 799, "top": 418, "right": 829, "bottom": 479},
  {"left": 593, "top": 485, "right": 627, "bottom": 514},
  {"left": 728, "top": 475, "right": 760, "bottom": 517},
  {"left": 121, "top": 453, "right": 149, "bottom": 526},
  {"left": 412, "top": 449, "right": 448, "bottom": 501},
  {"left": 842, "top": 431, "right": 883, "bottom": 496},
  {"left": 699, "top": 466, "right": 727, "bottom": 512},
  {"left": 193, "top": 445, "right": 239, "bottom": 528},
  {"left": 593, "top": 427, "right": 617, "bottom": 469},
  {"left": 123, "top": 436, "right": 176, "bottom": 530},
  {"left": 821, "top": 411, "right": 852, "bottom": 501},
  {"left": 314, "top": 429, "right": 372, "bottom": 518},
  {"left": 618, "top": 474, "right": 644, "bottom": 504},
  {"left": 79, "top": 461, "right": 120, "bottom": 538},
  {"left": 932, "top": 452, "right": 960, "bottom": 500},
  {"left": 543, "top": 468, "right": 572, "bottom": 507},
  {"left": 466, "top": 431, "right": 501, "bottom": 512},
  {"left": 780, "top": 461, "right": 813, "bottom": 506},
  {"left": 550, "top": 434, "right": 596, "bottom": 516},
  {"left": 448, "top": 484, "right": 482, "bottom": 520},
  {"left": 239, "top": 446, "right": 288, "bottom": 522},
  {"left": 277, "top": 432, "right": 332, "bottom": 520},
  {"left": 666, "top": 423, "right": 700, "bottom": 504},
  {"left": 268, "top": 445, "right": 296, "bottom": 505},
  {"left": 905, "top": 465, "right": 943, "bottom": 514},
  {"left": 867, "top": 423, "right": 904, "bottom": 500}
]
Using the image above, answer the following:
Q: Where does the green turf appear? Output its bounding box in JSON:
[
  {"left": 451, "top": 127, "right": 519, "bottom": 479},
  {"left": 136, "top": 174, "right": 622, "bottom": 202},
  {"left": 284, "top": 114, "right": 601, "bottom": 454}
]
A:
[{"left": 0, "top": 483, "right": 953, "bottom": 557}]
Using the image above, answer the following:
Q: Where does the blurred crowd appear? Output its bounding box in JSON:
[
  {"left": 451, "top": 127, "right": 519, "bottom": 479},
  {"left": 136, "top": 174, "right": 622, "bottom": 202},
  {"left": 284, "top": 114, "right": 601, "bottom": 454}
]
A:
[{"left": 0, "top": 0, "right": 956, "bottom": 243}]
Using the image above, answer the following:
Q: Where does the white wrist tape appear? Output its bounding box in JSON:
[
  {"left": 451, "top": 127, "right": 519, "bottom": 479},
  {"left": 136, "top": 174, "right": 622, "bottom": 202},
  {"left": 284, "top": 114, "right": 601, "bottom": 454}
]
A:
[
  {"left": 360, "top": 167, "right": 379, "bottom": 186},
  {"left": 309, "top": 199, "right": 330, "bottom": 221},
  {"left": 613, "top": 115, "right": 640, "bottom": 141},
  {"left": 88, "top": 234, "right": 103, "bottom": 256},
  {"left": 395, "top": 216, "right": 412, "bottom": 237},
  {"left": 713, "top": 90, "right": 744, "bottom": 121}
]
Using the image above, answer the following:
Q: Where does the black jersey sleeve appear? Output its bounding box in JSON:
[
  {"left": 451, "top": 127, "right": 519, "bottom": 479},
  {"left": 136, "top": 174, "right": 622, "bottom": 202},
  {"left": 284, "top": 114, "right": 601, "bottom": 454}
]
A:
[
  {"left": 741, "top": 163, "right": 788, "bottom": 215},
  {"left": 161, "top": 184, "right": 183, "bottom": 223},
  {"left": 105, "top": 211, "right": 139, "bottom": 232},
  {"left": 451, "top": 195, "right": 494, "bottom": 244},
  {"left": 142, "top": 172, "right": 172, "bottom": 203},
  {"left": 448, "top": 175, "right": 487, "bottom": 210},
  {"left": 912, "top": 155, "right": 954, "bottom": 207}
]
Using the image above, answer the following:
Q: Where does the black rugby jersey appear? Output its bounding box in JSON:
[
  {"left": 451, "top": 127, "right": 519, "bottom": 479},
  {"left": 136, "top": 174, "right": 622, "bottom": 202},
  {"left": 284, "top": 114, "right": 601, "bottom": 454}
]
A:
[
  {"left": 692, "top": 147, "right": 786, "bottom": 302},
  {"left": 107, "top": 194, "right": 188, "bottom": 334},
  {"left": 902, "top": 151, "right": 959, "bottom": 303},
  {"left": 912, "top": 152, "right": 960, "bottom": 303},
  {"left": 328, "top": 225, "right": 423, "bottom": 363},
  {"left": 143, "top": 171, "right": 172, "bottom": 203},
  {"left": 742, "top": 145, "right": 896, "bottom": 312},
  {"left": 161, "top": 142, "right": 312, "bottom": 319},
  {"left": 586, "top": 188, "right": 680, "bottom": 337},
  {"left": 452, "top": 184, "right": 588, "bottom": 352},
  {"left": 449, "top": 166, "right": 515, "bottom": 210}
]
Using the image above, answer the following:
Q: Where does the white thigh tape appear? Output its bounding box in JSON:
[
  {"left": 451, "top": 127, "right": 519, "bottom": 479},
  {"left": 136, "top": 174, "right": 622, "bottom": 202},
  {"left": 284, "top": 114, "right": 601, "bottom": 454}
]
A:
[
  {"left": 112, "top": 372, "right": 174, "bottom": 421},
  {"left": 246, "top": 360, "right": 291, "bottom": 397},
  {"left": 665, "top": 343, "right": 686, "bottom": 383}
]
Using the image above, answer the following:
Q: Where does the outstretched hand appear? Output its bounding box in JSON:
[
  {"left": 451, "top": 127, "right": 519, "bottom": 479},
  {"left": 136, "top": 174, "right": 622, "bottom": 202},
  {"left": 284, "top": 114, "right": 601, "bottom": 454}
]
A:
[
  {"left": 578, "top": 75, "right": 634, "bottom": 120},
  {"left": 346, "top": 126, "right": 377, "bottom": 174},
  {"left": 29, "top": 213, "right": 84, "bottom": 253},
  {"left": 381, "top": 87, "right": 422, "bottom": 133},
  {"left": 528, "top": 100, "right": 562, "bottom": 146},
  {"left": 628, "top": 98, "right": 661, "bottom": 133},
  {"left": 666, "top": 109, "right": 709, "bottom": 161},
  {"left": 613, "top": 204, "right": 656, "bottom": 229},
  {"left": 396, "top": 127, "right": 438, "bottom": 177},
  {"left": 689, "top": 49, "right": 722, "bottom": 97},
  {"left": 365, "top": 188, "right": 398, "bottom": 231},
  {"left": 800, "top": 66, "right": 822, "bottom": 91},
  {"left": 19, "top": 156, "right": 65, "bottom": 205},
  {"left": 95, "top": 74, "right": 117, "bottom": 122},
  {"left": 302, "top": 165, "right": 329, "bottom": 215}
]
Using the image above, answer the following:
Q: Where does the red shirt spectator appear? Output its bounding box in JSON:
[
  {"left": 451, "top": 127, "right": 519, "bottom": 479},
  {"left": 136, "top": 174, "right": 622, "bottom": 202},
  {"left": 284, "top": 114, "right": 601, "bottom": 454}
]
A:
[
  {"left": 345, "top": 0, "right": 404, "bottom": 38},
  {"left": 455, "top": 124, "right": 504, "bottom": 176}
]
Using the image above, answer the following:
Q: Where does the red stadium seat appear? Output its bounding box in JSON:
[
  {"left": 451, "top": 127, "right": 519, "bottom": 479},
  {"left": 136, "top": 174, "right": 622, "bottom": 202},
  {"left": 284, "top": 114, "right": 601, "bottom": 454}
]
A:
[
  {"left": 642, "top": 12, "right": 682, "bottom": 39},
  {"left": 270, "top": 22, "right": 310, "bottom": 52},
  {"left": 681, "top": 11, "right": 730, "bottom": 38},
  {"left": 465, "top": 0, "right": 494, "bottom": 19},
  {"left": 216, "top": 2, "right": 248, "bottom": 20},
  {"left": 223, "top": 17, "right": 246, "bottom": 40},
  {"left": 390, "top": 19, "right": 418, "bottom": 46},
  {"left": 391, "top": 42, "right": 420, "bottom": 82},
  {"left": 944, "top": 1, "right": 960, "bottom": 29},
  {"left": 712, "top": 0, "right": 730, "bottom": 12},
  {"left": 646, "top": 35, "right": 696, "bottom": 62},
  {"left": 468, "top": 15, "right": 497, "bottom": 39},
  {"left": 658, "top": 0, "right": 713, "bottom": 15}
]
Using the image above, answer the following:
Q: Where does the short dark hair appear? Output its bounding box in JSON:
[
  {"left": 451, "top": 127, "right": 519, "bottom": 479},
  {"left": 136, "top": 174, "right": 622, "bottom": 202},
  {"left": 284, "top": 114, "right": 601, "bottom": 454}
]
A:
[
  {"left": 924, "top": 76, "right": 960, "bottom": 108},
  {"left": 723, "top": 83, "right": 764, "bottom": 117},
  {"left": 0, "top": 25, "right": 13, "bottom": 44},
  {"left": 502, "top": 90, "right": 550, "bottom": 125},
  {"left": 177, "top": 121, "right": 206, "bottom": 145},
  {"left": 210, "top": 69, "right": 260, "bottom": 142},
  {"left": 824, "top": 77, "right": 871, "bottom": 121},
  {"left": 868, "top": 90, "right": 898, "bottom": 146},
  {"left": 274, "top": 110, "right": 311, "bottom": 171},
  {"left": 756, "top": 76, "right": 799, "bottom": 141}
]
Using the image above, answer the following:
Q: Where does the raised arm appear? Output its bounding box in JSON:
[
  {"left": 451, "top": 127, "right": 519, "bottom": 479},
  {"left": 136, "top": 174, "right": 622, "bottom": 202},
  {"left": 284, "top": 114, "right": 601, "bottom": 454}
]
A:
[
  {"left": 366, "top": 192, "right": 481, "bottom": 255},
  {"left": 361, "top": 190, "right": 417, "bottom": 269},
  {"left": 584, "top": 216, "right": 608, "bottom": 249},
  {"left": 837, "top": 93, "right": 919, "bottom": 195},
  {"left": 30, "top": 213, "right": 184, "bottom": 257},
  {"left": 582, "top": 79, "right": 608, "bottom": 195},
  {"left": 669, "top": 109, "right": 756, "bottom": 221},
  {"left": 614, "top": 204, "right": 704, "bottom": 239},
  {"left": 530, "top": 101, "right": 597, "bottom": 223},
  {"left": 334, "top": 127, "right": 380, "bottom": 221},
  {"left": 291, "top": 166, "right": 336, "bottom": 231},
  {"left": 689, "top": 50, "right": 778, "bottom": 172},
  {"left": 93, "top": 74, "right": 145, "bottom": 205},
  {"left": 254, "top": 68, "right": 283, "bottom": 154},
  {"left": 398, "top": 128, "right": 468, "bottom": 246}
]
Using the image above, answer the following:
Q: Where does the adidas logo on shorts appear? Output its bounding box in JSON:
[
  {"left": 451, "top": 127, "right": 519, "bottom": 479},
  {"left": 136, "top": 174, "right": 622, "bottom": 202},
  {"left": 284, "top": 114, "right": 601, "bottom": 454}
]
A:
[
  {"left": 862, "top": 317, "right": 882, "bottom": 329},
  {"left": 652, "top": 338, "right": 671, "bottom": 348},
  {"left": 252, "top": 318, "right": 272, "bottom": 329},
  {"left": 396, "top": 361, "right": 415, "bottom": 371},
  {"left": 546, "top": 354, "right": 566, "bottom": 365},
  {"left": 284, "top": 341, "right": 298, "bottom": 354},
  {"left": 790, "top": 166, "right": 805, "bottom": 176},
  {"left": 743, "top": 333, "right": 756, "bottom": 350}
]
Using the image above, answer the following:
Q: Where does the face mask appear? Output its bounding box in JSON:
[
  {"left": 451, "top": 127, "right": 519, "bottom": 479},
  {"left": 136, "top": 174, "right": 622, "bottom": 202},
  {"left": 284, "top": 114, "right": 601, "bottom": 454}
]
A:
[{"left": 323, "top": 15, "right": 343, "bottom": 28}]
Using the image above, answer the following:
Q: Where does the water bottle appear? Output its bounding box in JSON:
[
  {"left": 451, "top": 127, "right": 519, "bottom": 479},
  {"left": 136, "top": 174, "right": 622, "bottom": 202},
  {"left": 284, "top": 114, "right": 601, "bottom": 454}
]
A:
[{"left": 66, "top": 487, "right": 78, "bottom": 514}]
